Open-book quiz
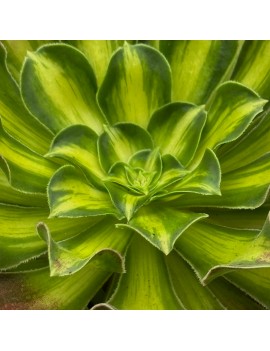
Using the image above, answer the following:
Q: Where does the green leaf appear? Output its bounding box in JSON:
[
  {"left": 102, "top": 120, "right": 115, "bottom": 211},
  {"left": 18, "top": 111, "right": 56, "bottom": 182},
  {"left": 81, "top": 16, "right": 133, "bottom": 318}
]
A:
[
  {"left": 179, "top": 153, "right": 270, "bottom": 209},
  {"left": 0, "top": 205, "right": 100, "bottom": 270},
  {"left": 1, "top": 40, "right": 56, "bottom": 82},
  {"left": 98, "top": 123, "right": 153, "bottom": 172},
  {"left": 128, "top": 148, "right": 162, "bottom": 190},
  {"left": 207, "top": 276, "right": 265, "bottom": 310},
  {"left": 218, "top": 107, "right": 270, "bottom": 172},
  {"left": 0, "top": 43, "right": 53, "bottom": 154},
  {"left": 98, "top": 43, "right": 171, "bottom": 128},
  {"left": 118, "top": 205, "right": 207, "bottom": 254},
  {"left": 0, "top": 169, "right": 47, "bottom": 207},
  {"left": 46, "top": 124, "right": 106, "bottom": 188},
  {"left": 65, "top": 40, "right": 127, "bottom": 86},
  {"left": 108, "top": 236, "right": 183, "bottom": 309},
  {"left": 196, "top": 81, "right": 267, "bottom": 162},
  {"left": 205, "top": 207, "right": 269, "bottom": 230},
  {"left": 0, "top": 119, "right": 58, "bottom": 193},
  {"left": 37, "top": 219, "right": 132, "bottom": 276},
  {"left": 104, "top": 181, "right": 148, "bottom": 221},
  {"left": 233, "top": 41, "right": 270, "bottom": 99},
  {"left": 160, "top": 40, "right": 243, "bottom": 104},
  {"left": 166, "top": 251, "right": 224, "bottom": 309},
  {"left": 148, "top": 102, "right": 206, "bottom": 166},
  {"left": 175, "top": 217, "right": 270, "bottom": 284},
  {"left": 156, "top": 154, "right": 189, "bottom": 189},
  {"left": 226, "top": 268, "right": 270, "bottom": 309},
  {"left": 48, "top": 165, "right": 121, "bottom": 218},
  {"left": 21, "top": 43, "right": 105, "bottom": 135},
  {"left": 160, "top": 149, "right": 221, "bottom": 197},
  {"left": 0, "top": 263, "right": 111, "bottom": 310}
]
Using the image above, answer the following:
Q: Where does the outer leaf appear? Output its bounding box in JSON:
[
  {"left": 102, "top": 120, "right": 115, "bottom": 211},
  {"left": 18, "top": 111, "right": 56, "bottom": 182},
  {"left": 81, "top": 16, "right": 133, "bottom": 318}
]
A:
[
  {"left": 46, "top": 124, "right": 106, "bottom": 188},
  {"left": 48, "top": 165, "right": 121, "bottom": 218},
  {"left": 21, "top": 44, "right": 105, "bottom": 135},
  {"left": 205, "top": 208, "right": 269, "bottom": 230},
  {"left": 218, "top": 108, "right": 270, "bottom": 172},
  {"left": 1, "top": 40, "right": 55, "bottom": 82},
  {"left": 207, "top": 276, "right": 265, "bottom": 310},
  {"left": 148, "top": 102, "right": 206, "bottom": 166},
  {"left": 0, "top": 205, "right": 100, "bottom": 270},
  {"left": 98, "top": 43, "right": 171, "bottom": 128},
  {"left": 0, "top": 43, "right": 53, "bottom": 154},
  {"left": 179, "top": 153, "right": 270, "bottom": 209},
  {"left": 0, "top": 169, "right": 46, "bottom": 207},
  {"left": 158, "top": 149, "right": 221, "bottom": 197},
  {"left": 166, "top": 251, "right": 224, "bottom": 309},
  {"left": 108, "top": 236, "right": 183, "bottom": 309},
  {"left": 226, "top": 268, "right": 270, "bottom": 309},
  {"left": 65, "top": 40, "right": 127, "bottom": 86},
  {"left": 160, "top": 40, "right": 243, "bottom": 104},
  {"left": 37, "top": 219, "right": 132, "bottom": 276},
  {"left": 176, "top": 218, "right": 270, "bottom": 284},
  {"left": 98, "top": 123, "right": 153, "bottom": 172},
  {"left": 118, "top": 205, "right": 207, "bottom": 254},
  {"left": 0, "top": 119, "right": 57, "bottom": 193},
  {"left": 0, "top": 263, "right": 111, "bottom": 310},
  {"left": 233, "top": 41, "right": 270, "bottom": 99},
  {"left": 196, "top": 81, "right": 267, "bottom": 163}
]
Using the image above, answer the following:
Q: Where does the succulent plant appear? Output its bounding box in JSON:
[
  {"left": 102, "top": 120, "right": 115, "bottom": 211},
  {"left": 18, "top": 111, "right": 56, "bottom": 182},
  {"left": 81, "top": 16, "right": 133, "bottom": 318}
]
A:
[{"left": 0, "top": 40, "right": 270, "bottom": 309}]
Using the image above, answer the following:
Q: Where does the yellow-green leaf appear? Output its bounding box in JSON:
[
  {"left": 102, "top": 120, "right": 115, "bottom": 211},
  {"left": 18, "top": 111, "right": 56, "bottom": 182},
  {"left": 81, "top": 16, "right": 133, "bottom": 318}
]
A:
[
  {"left": 160, "top": 40, "right": 243, "bottom": 104},
  {"left": 148, "top": 102, "right": 206, "bottom": 166},
  {"left": 98, "top": 43, "right": 171, "bottom": 128},
  {"left": 37, "top": 219, "right": 132, "bottom": 276},
  {"left": 48, "top": 165, "right": 121, "bottom": 218},
  {"left": 98, "top": 123, "right": 153, "bottom": 172},
  {"left": 21, "top": 43, "right": 105, "bottom": 135},
  {"left": 46, "top": 124, "right": 106, "bottom": 188},
  {"left": 0, "top": 43, "right": 53, "bottom": 154},
  {"left": 118, "top": 205, "right": 207, "bottom": 254},
  {"left": 108, "top": 236, "right": 183, "bottom": 310}
]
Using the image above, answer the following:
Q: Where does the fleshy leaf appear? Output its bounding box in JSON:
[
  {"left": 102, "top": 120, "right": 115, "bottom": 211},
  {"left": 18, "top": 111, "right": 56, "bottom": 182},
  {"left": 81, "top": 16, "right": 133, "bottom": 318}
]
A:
[
  {"left": 118, "top": 205, "right": 208, "bottom": 254},
  {"left": 157, "top": 154, "right": 189, "bottom": 189},
  {"left": 160, "top": 40, "right": 243, "bottom": 104},
  {"left": 0, "top": 263, "right": 111, "bottom": 310},
  {"left": 205, "top": 207, "right": 269, "bottom": 230},
  {"left": 226, "top": 268, "right": 270, "bottom": 309},
  {"left": 179, "top": 153, "right": 270, "bottom": 209},
  {"left": 98, "top": 123, "right": 153, "bottom": 172},
  {"left": 108, "top": 236, "right": 183, "bottom": 309},
  {"left": 1, "top": 40, "right": 56, "bottom": 82},
  {"left": 207, "top": 275, "right": 265, "bottom": 310},
  {"left": 0, "top": 205, "right": 100, "bottom": 270},
  {"left": 148, "top": 102, "right": 206, "bottom": 166},
  {"left": 21, "top": 43, "right": 105, "bottom": 135},
  {"left": 65, "top": 40, "right": 127, "bottom": 86},
  {"left": 159, "top": 149, "right": 221, "bottom": 197},
  {"left": 195, "top": 81, "right": 267, "bottom": 162},
  {"left": 104, "top": 181, "right": 149, "bottom": 221},
  {"left": 0, "top": 169, "right": 47, "bottom": 207},
  {"left": 98, "top": 43, "right": 171, "bottom": 128},
  {"left": 46, "top": 124, "right": 106, "bottom": 188},
  {"left": 48, "top": 165, "right": 121, "bottom": 218},
  {"left": 0, "top": 119, "right": 57, "bottom": 193},
  {"left": 175, "top": 217, "right": 270, "bottom": 284},
  {"left": 218, "top": 108, "right": 270, "bottom": 172},
  {"left": 166, "top": 250, "right": 224, "bottom": 309},
  {"left": 0, "top": 43, "right": 53, "bottom": 154},
  {"left": 37, "top": 219, "right": 132, "bottom": 276},
  {"left": 233, "top": 41, "right": 270, "bottom": 99}
]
